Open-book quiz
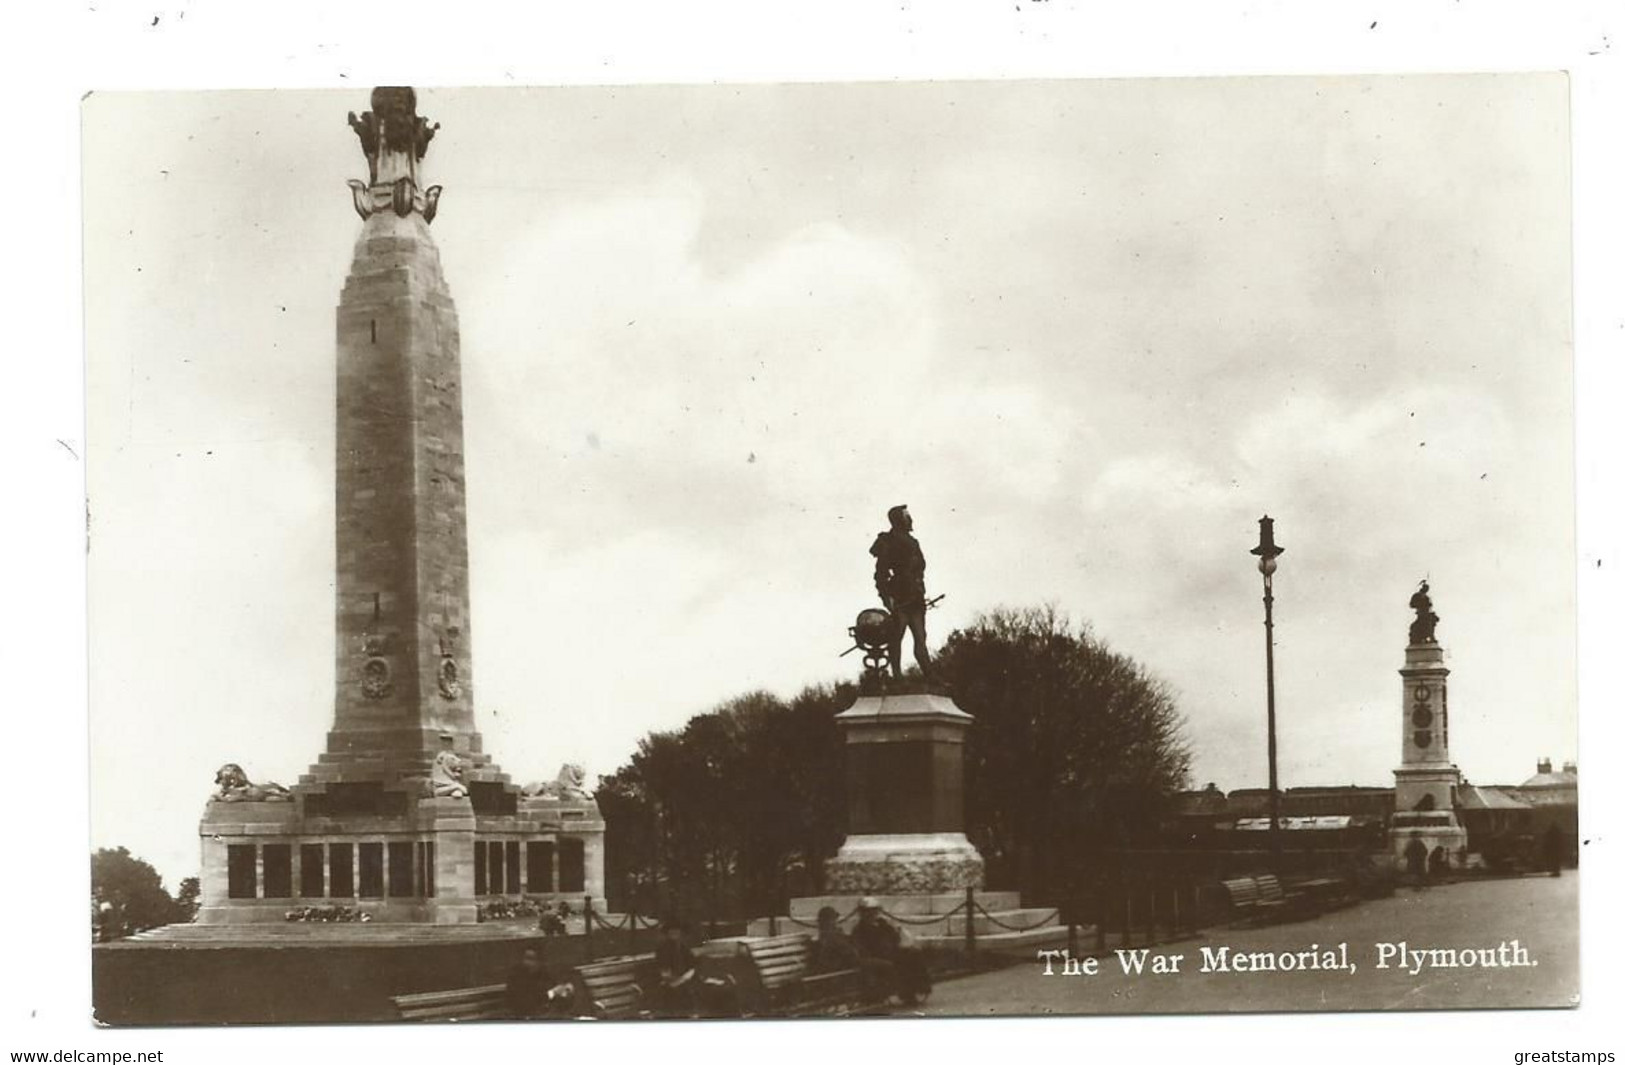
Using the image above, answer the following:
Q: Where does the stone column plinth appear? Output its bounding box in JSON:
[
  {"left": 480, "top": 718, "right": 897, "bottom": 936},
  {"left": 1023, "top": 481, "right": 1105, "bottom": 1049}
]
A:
[
  {"left": 1392, "top": 638, "right": 1467, "bottom": 871},
  {"left": 422, "top": 798, "right": 478, "bottom": 924},
  {"left": 582, "top": 830, "right": 606, "bottom": 902},
  {"left": 825, "top": 691, "right": 984, "bottom": 893}
]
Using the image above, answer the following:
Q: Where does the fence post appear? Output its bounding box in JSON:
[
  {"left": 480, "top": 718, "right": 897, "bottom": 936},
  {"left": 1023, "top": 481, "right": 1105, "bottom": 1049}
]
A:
[
  {"left": 1148, "top": 887, "right": 1158, "bottom": 942},
  {"left": 1123, "top": 893, "right": 1133, "bottom": 949},
  {"left": 964, "top": 884, "right": 977, "bottom": 955},
  {"left": 583, "top": 895, "right": 595, "bottom": 958},
  {"left": 1095, "top": 889, "right": 1107, "bottom": 952},
  {"left": 1171, "top": 885, "right": 1182, "bottom": 935}
]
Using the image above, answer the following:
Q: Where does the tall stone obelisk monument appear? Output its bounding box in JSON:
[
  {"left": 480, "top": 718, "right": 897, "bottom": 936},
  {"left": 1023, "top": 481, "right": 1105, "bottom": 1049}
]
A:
[
  {"left": 323, "top": 89, "right": 480, "bottom": 776},
  {"left": 195, "top": 89, "right": 604, "bottom": 926}
]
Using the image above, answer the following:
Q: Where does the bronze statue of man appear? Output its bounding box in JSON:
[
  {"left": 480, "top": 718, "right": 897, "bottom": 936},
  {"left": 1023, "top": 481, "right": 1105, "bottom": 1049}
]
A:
[
  {"left": 1408, "top": 579, "right": 1440, "bottom": 645},
  {"left": 871, "top": 505, "right": 932, "bottom": 678}
]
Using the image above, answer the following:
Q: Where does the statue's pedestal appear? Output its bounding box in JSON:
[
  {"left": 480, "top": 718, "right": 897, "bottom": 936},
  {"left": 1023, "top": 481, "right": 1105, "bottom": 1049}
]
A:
[
  {"left": 747, "top": 690, "right": 1070, "bottom": 948},
  {"left": 825, "top": 833, "right": 983, "bottom": 894},
  {"left": 825, "top": 691, "right": 984, "bottom": 893},
  {"left": 1390, "top": 766, "right": 1468, "bottom": 873}
]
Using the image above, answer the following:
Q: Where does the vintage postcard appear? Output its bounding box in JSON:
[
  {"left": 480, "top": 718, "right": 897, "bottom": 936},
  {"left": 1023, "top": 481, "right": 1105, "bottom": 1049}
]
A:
[{"left": 83, "top": 76, "right": 1577, "bottom": 1025}]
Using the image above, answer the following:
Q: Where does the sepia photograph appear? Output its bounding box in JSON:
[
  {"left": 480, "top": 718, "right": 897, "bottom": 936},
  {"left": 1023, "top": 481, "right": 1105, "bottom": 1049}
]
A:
[{"left": 80, "top": 73, "right": 1580, "bottom": 1028}]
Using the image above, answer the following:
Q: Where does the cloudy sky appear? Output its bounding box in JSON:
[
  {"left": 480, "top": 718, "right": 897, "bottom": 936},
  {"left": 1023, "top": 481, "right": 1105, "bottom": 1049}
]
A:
[{"left": 84, "top": 76, "right": 1575, "bottom": 887}]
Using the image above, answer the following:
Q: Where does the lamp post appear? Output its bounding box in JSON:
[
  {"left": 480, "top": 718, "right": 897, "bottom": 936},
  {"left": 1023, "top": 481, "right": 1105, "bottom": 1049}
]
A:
[{"left": 1250, "top": 515, "right": 1284, "bottom": 869}]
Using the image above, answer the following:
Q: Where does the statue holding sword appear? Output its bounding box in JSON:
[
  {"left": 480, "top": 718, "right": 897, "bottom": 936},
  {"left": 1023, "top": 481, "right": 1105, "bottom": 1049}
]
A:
[{"left": 869, "top": 504, "right": 941, "bottom": 680}]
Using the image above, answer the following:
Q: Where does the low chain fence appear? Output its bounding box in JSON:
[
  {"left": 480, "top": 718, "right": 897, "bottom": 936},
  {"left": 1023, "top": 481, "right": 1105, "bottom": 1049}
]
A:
[{"left": 572, "top": 850, "right": 1377, "bottom": 964}]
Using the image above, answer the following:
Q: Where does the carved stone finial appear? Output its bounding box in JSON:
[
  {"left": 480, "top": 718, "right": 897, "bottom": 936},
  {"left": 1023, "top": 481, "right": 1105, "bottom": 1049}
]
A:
[{"left": 346, "top": 87, "right": 443, "bottom": 223}]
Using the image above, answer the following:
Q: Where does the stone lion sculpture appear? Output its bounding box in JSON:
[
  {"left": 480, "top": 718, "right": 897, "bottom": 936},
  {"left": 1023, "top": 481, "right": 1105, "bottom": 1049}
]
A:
[
  {"left": 425, "top": 740, "right": 468, "bottom": 799},
  {"left": 213, "top": 763, "right": 293, "bottom": 803},
  {"left": 523, "top": 763, "right": 591, "bottom": 801}
]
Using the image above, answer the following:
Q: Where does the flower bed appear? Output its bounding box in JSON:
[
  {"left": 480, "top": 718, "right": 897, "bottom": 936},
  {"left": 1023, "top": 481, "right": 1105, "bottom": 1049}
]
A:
[
  {"left": 476, "top": 898, "right": 542, "bottom": 922},
  {"left": 283, "top": 905, "right": 372, "bottom": 923}
]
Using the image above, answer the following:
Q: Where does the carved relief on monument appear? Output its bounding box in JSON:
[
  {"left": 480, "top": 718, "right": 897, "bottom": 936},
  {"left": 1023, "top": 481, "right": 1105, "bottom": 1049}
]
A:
[
  {"left": 436, "top": 630, "right": 462, "bottom": 699},
  {"left": 1411, "top": 686, "right": 1433, "bottom": 728},
  {"left": 437, "top": 658, "right": 461, "bottom": 699},
  {"left": 361, "top": 658, "right": 393, "bottom": 699},
  {"left": 824, "top": 853, "right": 985, "bottom": 894},
  {"left": 360, "top": 602, "right": 395, "bottom": 699}
]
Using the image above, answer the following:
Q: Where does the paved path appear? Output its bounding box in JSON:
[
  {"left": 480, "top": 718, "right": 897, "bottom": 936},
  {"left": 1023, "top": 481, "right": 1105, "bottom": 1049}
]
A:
[{"left": 918, "top": 875, "right": 1578, "bottom": 1016}]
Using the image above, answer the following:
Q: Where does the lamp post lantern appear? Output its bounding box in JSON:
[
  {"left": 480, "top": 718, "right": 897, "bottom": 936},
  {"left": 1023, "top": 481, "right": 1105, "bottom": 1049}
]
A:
[{"left": 1250, "top": 515, "right": 1284, "bottom": 868}]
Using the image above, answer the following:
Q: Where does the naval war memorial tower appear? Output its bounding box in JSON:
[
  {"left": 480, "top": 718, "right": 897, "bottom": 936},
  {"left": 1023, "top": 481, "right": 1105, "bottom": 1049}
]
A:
[{"left": 194, "top": 88, "right": 604, "bottom": 926}]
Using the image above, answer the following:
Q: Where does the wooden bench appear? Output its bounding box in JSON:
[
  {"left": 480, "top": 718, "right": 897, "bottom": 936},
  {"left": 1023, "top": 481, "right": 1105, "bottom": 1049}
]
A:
[
  {"left": 739, "top": 933, "right": 874, "bottom": 1017},
  {"left": 572, "top": 953, "right": 656, "bottom": 1019},
  {"left": 1253, "top": 874, "right": 1294, "bottom": 905},
  {"left": 1257, "top": 873, "right": 1319, "bottom": 917},
  {"left": 393, "top": 984, "right": 508, "bottom": 1022},
  {"left": 393, "top": 953, "right": 656, "bottom": 1022},
  {"left": 1286, "top": 875, "right": 1361, "bottom": 913},
  {"left": 1288, "top": 876, "right": 1349, "bottom": 909},
  {"left": 1220, "top": 877, "right": 1285, "bottom": 926}
]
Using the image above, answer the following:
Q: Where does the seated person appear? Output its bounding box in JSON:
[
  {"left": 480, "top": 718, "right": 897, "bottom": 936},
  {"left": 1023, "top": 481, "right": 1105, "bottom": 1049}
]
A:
[
  {"left": 852, "top": 897, "right": 932, "bottom": 1006},
  {"left": 504, "top": 946, "right": 574, "bottom": 1019},
  {"left": 811, "top": 906, "right": 859, "bottom": 972},
  {"left": 651, "top": 918, "right": 699, "bottom": 1018},
  {"left": 814, "top": 904, "right": 890, "bottom": 1005}
]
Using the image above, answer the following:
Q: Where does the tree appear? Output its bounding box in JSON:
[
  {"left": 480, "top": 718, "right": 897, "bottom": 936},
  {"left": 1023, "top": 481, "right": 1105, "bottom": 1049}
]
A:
[
  {"left": 174, "top": 877, "right": 201, "bottom": 923},
  {"left": 598, "top": 683, "right": 847, "bottom": 924},
  {"left": 937, "top": 605, "right": 1191, "bottom": 900},
  {"left": 90, "top": 847, "right": 186, "bottom": 939},
  {"left": 599, "top": 604, "right": 1189, "bottom": 916}
]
